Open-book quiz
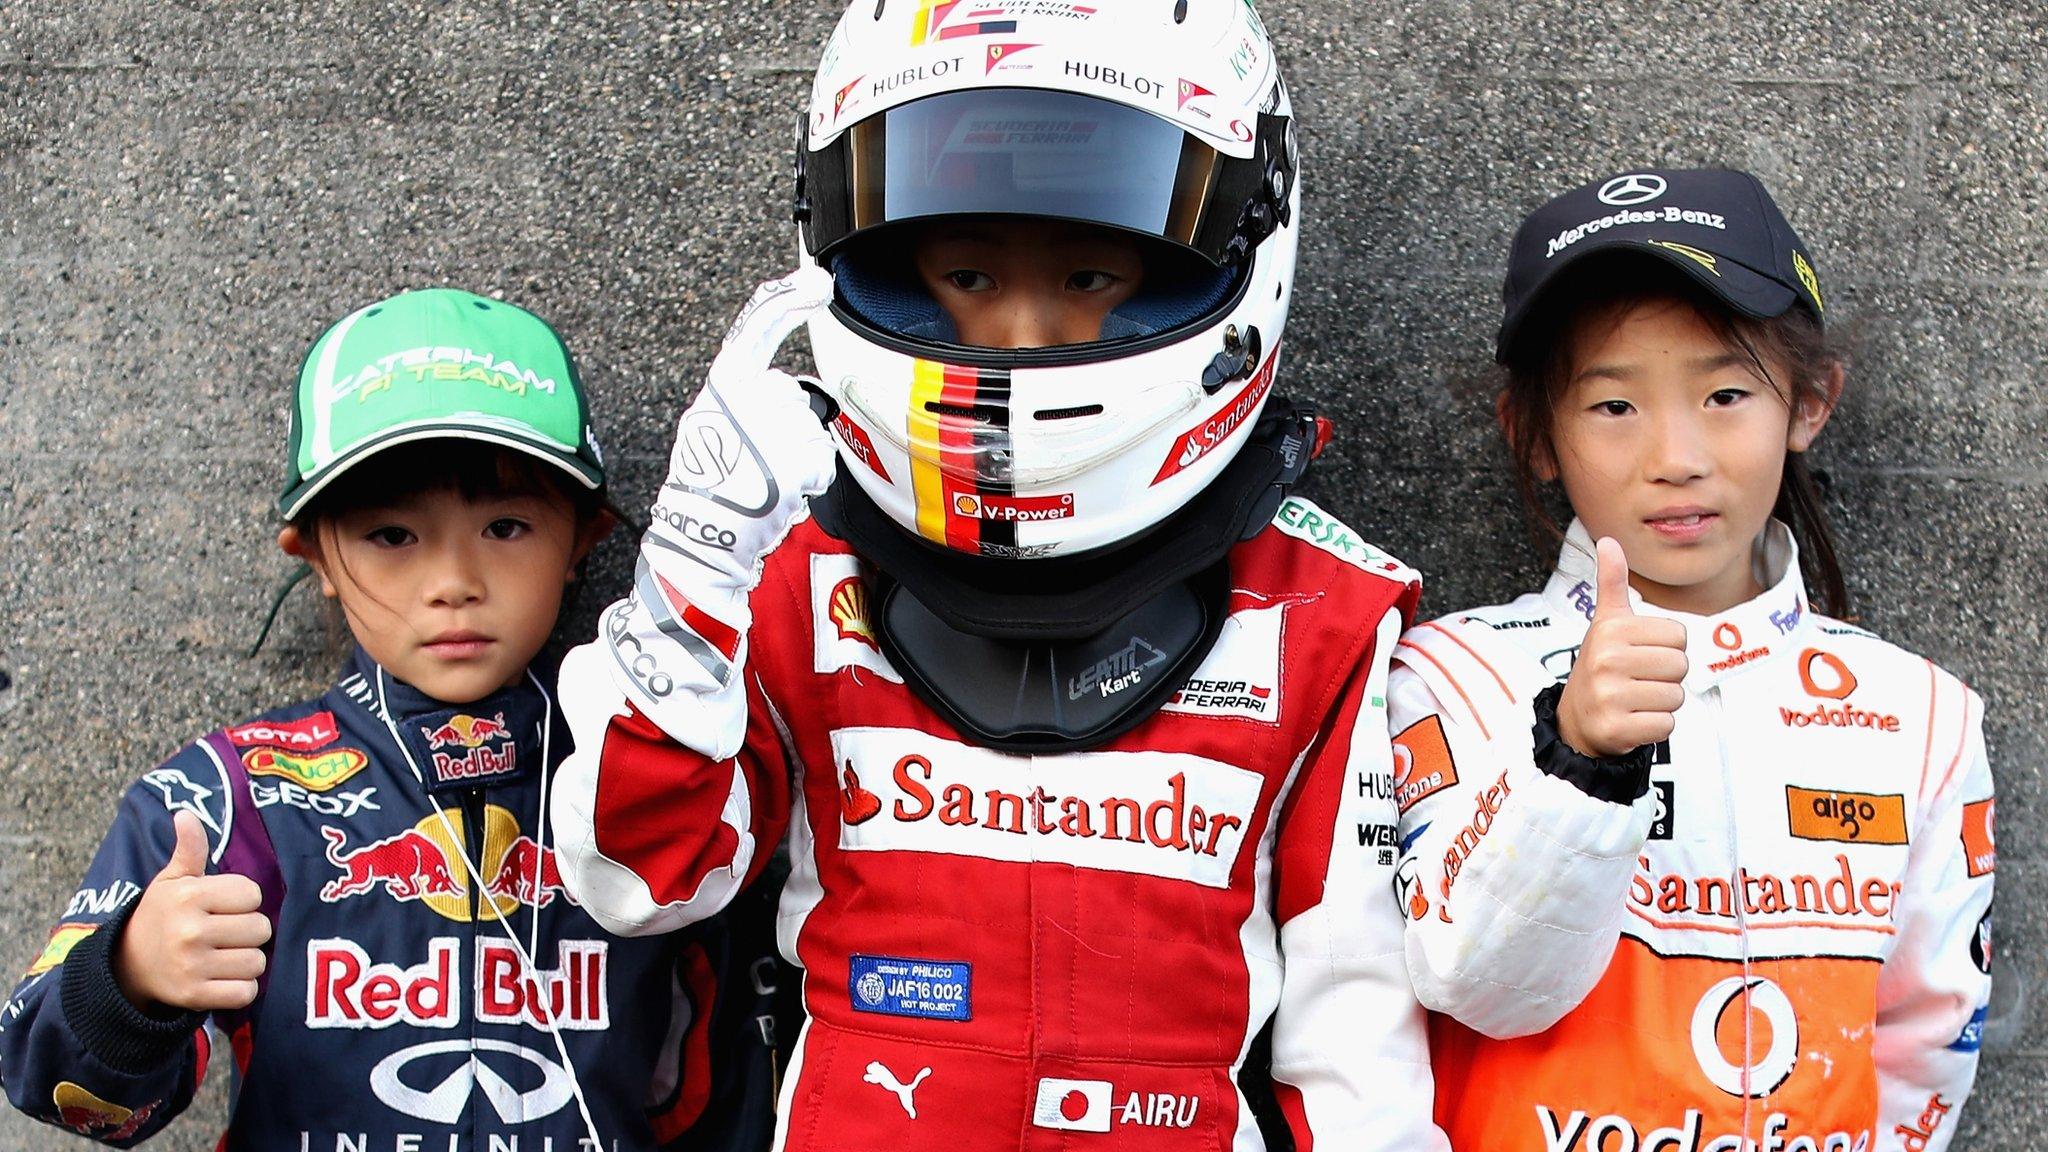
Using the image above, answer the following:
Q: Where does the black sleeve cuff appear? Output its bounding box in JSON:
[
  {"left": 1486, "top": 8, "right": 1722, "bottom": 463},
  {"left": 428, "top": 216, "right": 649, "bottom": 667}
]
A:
[
  {"left": 1530, "top": 681, "right": 1654, "bottom": 805},
  {"left": 58, "top": 897, "right": 207, "bottom": 1076}
]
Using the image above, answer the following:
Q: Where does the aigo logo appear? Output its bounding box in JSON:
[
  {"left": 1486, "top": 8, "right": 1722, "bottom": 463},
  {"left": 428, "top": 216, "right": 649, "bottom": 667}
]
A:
[{"left": 1690, "top": 976, "right": 1799, "bottom": 1098}]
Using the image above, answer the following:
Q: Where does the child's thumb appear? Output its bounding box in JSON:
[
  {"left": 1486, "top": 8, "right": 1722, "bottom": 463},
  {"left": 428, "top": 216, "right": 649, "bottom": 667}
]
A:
[
  {"left": 1593, "top": 537, "right": 1635, "bottom": 621},
  {"left": 159, "top": 811, "right": 210, "bottom": 880}
]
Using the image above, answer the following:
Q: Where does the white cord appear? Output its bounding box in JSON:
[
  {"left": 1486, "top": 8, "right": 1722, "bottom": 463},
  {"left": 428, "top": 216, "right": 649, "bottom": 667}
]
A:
[{"left": 376, "top": 668, "right": 605, "bottom": 1150}]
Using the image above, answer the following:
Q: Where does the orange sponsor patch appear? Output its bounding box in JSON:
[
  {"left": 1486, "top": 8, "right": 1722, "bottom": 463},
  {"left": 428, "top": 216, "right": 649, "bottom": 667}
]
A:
[
  {"left": 1961, "top": 798, "right": 1995, "bottom": 877},
  {"left": 1785, "top": 786, "right": 1908, "bottom": 845},
  {"left": 1391, "top": 715, "right": 1457, "bottom": 813}
]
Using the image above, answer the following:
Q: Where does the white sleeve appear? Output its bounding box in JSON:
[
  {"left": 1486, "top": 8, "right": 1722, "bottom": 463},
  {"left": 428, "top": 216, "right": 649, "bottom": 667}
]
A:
[
  {"left": 1873, "top": 679, "right": 1994, "bottom": 1151},
  {"left": 1390, "top": 624, "right": 1654, "bottom": 1039},
  {"left": 1268, "top": 607, "right": 1449, "bottom": 1151}
]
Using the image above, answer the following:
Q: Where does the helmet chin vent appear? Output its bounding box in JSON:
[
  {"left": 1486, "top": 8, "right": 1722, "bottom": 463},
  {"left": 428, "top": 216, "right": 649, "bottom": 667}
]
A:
[
  {"left": 1034, "top": 404, "right": 1104, "bottom": 421},
  {"left": 923, "top": 400, "right": 1002, "bottom": 422}
]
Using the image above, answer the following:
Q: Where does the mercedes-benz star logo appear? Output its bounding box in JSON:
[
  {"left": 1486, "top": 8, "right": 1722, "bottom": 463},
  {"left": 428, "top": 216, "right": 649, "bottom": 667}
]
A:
[
  {"left": 370, "top": 1039, "right": 575, "bottom": 1123},
  {"left": 1598, "top": 173, "right": 1668, "bottom": 207}
]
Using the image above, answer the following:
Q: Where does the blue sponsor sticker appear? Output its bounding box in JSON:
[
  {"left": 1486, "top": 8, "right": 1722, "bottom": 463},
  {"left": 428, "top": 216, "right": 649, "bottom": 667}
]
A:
[
  {"left": 1948, "top": 1005, "right": 1988, "bottom": 1053},
  {"left": 848, "top": 954, "right": 972, "bottom": 1022}
]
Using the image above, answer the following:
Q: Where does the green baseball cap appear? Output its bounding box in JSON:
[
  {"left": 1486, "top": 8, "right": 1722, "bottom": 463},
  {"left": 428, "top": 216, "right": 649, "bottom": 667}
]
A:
[{"left": 279, "top": 288, "right": 607, "bottom": 519}]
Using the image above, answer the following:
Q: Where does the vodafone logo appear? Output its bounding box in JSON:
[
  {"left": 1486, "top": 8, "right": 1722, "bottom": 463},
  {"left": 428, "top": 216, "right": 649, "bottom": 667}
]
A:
[
  {"left": 1798, "top": 649, "right": 1858, "bottom": 700},
  {"left": 1690, "top": 977, "right": 1799, "bottom": 1098}
]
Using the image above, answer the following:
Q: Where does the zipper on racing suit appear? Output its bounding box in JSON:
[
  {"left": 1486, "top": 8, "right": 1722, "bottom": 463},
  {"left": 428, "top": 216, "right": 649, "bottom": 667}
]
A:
[
  {"left": 461, "top": 787, "right": 487, "bottom": 1137},
  {"left": 1706, "top": 688, "right": 1758, "bottom": 1140}
]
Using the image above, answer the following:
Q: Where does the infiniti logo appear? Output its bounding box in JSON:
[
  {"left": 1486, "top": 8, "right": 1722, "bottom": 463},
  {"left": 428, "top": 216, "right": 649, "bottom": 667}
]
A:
[
  {"left": 370, "top": 1038, "right": 575, "bottom": 1123},
  {"left": 1598, "top": 173, "right": 1667, "bottom": 206}
]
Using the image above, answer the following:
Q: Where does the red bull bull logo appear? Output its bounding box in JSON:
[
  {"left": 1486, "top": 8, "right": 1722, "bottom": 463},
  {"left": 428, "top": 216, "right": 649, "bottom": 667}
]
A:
[
  {"left": 53, "top": 1082, "right": 156, "bottom": 1140},
  {"left": 320, "top": 826, "right": 462, "bottom": 902},
  {"left": 318, "top": 807, "right": 573, "bottom": 921},
  {"left": 424, "top": 712, "right": 510, "bottom": 749},
  {"left": 421, "top": 712, "right": 520, "bottom": 786}
]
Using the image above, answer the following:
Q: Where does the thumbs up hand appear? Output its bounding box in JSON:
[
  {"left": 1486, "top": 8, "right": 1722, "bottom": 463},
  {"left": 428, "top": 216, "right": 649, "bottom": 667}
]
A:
[
  {"left": 115, "top": 811, "right": 271, "bottom": 1012},
  {"left": 1555, "top": 537, "right": 1690, "bottom": 758}
]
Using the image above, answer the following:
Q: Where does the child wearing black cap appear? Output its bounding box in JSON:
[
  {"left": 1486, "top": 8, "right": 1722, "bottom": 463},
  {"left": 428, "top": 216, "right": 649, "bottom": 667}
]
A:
[{"left": 1384, "top": 169, "right": 1993, "bottom": 1151}]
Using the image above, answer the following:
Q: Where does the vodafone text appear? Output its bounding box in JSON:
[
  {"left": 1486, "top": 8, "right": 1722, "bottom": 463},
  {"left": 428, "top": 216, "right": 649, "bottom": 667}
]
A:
[{"left": 1540, "top": 1107, "right": 1869, "bottom": 1152}]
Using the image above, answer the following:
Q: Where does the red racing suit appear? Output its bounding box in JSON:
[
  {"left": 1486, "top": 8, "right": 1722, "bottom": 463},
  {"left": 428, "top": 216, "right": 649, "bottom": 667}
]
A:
[
  {"left": 1390, "top": 521, "right": 1995, "bottom": 1152},
  {"left": 553, "top": 493, "right": 1447, "bottom": 1152}
]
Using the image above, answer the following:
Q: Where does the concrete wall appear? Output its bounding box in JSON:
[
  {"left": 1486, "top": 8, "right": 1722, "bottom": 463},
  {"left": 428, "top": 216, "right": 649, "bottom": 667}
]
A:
[{"left": 2, "top": 1, "right": 2041, "bottom": 1146}]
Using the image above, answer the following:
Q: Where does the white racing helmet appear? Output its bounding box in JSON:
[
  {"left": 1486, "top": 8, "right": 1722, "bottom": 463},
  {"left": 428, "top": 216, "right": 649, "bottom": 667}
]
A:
[{"left": 796, "top": 0, "right": 1300, "bottom": 560}]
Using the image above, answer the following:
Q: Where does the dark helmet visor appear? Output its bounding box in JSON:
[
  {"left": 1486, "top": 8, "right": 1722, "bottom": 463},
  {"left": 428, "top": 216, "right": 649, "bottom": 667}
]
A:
[{"left": 801, "top": 87, "right": 1287, "bottom": 267}]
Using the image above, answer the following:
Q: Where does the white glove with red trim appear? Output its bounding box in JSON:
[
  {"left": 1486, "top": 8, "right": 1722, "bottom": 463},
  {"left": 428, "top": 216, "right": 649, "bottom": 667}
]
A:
[
  {"left": 597, "top": 268, "right": 835, "bottom": 754},
  {"left": 648, "top": 267, "right": 838, "bottom": 593}
]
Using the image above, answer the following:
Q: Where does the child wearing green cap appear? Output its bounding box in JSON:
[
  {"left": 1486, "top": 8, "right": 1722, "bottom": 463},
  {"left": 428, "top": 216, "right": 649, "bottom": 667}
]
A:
[{"left": 1, "top": 289, "right": 778, "bottom": 1150}]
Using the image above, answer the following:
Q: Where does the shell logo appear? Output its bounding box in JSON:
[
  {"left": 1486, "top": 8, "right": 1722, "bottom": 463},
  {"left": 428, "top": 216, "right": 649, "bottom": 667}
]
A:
[
  {"left": 1798, "top": 649, "right": 1858, "bottom": 701},
  {"left": 953, "top": 494, "right": 981, "bottom": 517},
  {"left": 829, "top": 576, "right": 880, "bottom": 651}
]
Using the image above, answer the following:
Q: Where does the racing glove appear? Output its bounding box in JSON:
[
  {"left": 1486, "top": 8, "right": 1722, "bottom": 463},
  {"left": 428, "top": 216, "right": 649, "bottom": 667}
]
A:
[{"left": 601, "top": 267, "right": 836, "bottom": 761}]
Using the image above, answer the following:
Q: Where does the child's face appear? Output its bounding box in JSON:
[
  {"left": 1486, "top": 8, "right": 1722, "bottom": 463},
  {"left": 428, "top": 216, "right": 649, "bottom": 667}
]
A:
[
  {"left": 287, "top": 485, "right": 600, "bottom": 703},
  {"left": 912, "top": 220, "right": 1144, "bottom": 348},
  {"left": 1546, "top": 297, "right": 1831, "bottom": 616}
]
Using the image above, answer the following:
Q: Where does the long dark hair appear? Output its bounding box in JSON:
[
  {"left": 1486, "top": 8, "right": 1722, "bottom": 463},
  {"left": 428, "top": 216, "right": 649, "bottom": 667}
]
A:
[{"left": 1496, "top": 254, "right": 1849, "bottom": 618}]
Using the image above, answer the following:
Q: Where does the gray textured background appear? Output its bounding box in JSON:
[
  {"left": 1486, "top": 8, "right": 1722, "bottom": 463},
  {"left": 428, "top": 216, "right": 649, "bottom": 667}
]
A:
[{"left": 2, "top": 1, "right": 2043, "bottom": 1147}]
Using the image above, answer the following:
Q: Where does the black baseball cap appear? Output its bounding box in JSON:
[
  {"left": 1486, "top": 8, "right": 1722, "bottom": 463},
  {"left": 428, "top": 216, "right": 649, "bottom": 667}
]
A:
[{"left": 1496, "top": 167, "right": 1826, "bottom": 362}]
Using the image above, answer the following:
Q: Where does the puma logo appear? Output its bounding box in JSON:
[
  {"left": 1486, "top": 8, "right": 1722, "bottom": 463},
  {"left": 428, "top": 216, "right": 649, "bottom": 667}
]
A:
[{"left": 863, "top": 1061, "right": 931, "bottom": 1119}]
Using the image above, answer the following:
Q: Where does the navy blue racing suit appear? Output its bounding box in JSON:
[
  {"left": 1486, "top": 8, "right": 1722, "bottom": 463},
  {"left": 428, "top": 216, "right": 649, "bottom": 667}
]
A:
[{"left": 0, "top": 648, "right": 782, "bottom": 1151}]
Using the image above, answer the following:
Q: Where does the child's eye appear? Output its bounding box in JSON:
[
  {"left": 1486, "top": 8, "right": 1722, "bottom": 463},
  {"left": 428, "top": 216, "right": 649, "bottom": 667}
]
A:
[
  {"left": 1591, "top": 399, "right": 1634, "bottom": 417},
  {"left": 365, "top": 526, "right": 415, "bottom": 547},
  {"left": 946, "top": 270, "right": 995, "bottom": 292},
  {"left": 1068, "top": 270, "right": 1118, "bottom": 292},
  {"left": 485, "top": 518, "right": 531, "bottom": 541},
  {"left": 1706, "top": 387, "right": 1751, "bottom": 407}
]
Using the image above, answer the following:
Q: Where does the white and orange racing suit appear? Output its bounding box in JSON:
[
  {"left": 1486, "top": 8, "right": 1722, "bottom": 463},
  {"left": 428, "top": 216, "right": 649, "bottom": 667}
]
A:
[{"left": 1390, "top": 520, "right": 1994, "bottom": 1152}]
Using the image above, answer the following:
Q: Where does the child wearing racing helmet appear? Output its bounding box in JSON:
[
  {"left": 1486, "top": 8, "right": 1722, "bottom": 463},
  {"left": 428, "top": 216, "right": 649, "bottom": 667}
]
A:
[
  {"left": 2, "top": 290, "right": 779, "bottom": 1150},
  {"left": 1388, "top": 169, "right": 1995, "bottom": 1151},
  {"left": 549, "top": 2, "right": 1449, "bottom": 1150}
]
